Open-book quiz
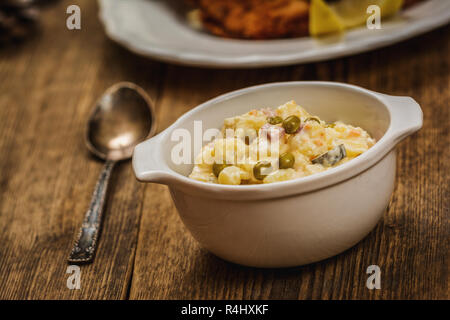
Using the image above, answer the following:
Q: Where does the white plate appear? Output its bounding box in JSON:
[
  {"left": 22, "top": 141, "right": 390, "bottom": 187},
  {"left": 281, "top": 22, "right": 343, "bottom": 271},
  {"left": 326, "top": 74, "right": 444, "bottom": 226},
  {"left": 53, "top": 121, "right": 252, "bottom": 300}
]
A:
[{"left": 98, "top": 0, "right": 450, "bottom": 68}]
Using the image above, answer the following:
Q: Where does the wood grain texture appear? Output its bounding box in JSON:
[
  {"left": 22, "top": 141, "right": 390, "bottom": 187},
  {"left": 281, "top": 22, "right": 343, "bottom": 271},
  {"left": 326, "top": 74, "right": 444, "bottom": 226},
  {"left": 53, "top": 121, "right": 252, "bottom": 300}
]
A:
[
  {"left": 0, "top": 0, "right": 448, "bottom": 300},
  {"left": 0, "top": 0, "right": 164, "bottom": 299}
]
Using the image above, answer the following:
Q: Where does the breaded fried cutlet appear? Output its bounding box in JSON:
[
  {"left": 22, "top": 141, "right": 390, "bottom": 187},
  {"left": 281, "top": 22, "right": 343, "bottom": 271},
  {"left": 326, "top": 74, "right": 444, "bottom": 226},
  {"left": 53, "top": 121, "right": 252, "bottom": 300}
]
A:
[
  {"left": 191, "top": 0, "right": 310, "bottom": 39},
  {"left": 187, "top": 0, "right": 426, "bottom": 40}
]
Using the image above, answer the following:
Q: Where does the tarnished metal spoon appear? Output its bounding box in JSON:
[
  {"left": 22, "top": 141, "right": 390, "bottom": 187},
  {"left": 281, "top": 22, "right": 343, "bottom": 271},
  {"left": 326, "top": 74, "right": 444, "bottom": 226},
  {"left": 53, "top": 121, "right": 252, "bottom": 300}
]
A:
[{"left": 68, "top": 82, "right": 156, "bottom": 264}]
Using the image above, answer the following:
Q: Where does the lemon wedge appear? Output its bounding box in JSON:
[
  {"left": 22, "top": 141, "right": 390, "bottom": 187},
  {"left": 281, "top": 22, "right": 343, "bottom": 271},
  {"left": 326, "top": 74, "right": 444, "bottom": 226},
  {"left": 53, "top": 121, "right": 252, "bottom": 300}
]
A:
[
  {"left": 310, "top": 0, "right": 404, "bottom": 36},
  {"left": 310, "top": 0, "right": 345, "bottom": 36}
]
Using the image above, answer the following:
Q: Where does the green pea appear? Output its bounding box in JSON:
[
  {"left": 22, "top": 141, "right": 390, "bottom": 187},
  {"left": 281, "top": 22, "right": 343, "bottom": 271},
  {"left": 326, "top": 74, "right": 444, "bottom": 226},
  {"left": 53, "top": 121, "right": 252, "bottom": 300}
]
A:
[
  {"left": 253, "top": 161, "right": 272, "bottom": 181},
  {"left": 279, "top": 152, "right": 295, "bottom": 169},
  {"left": 267, "top": 116, "right": 283, "bottom": 125},
  {"left": 282, "top": 115, "right": 301, "bottom": 134},
  {"left": 213, "top": 163, "right": 229, "bottom": 177},
  {"left": 305, "top": 117, "right": 321, "bottom": 124}
]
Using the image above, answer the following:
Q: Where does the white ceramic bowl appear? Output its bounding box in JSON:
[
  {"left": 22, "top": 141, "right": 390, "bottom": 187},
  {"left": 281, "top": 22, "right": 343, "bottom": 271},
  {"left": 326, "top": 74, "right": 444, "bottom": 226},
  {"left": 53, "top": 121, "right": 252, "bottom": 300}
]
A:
[{"left": 132, "top": 82, "right": 422, "bottom": 268}]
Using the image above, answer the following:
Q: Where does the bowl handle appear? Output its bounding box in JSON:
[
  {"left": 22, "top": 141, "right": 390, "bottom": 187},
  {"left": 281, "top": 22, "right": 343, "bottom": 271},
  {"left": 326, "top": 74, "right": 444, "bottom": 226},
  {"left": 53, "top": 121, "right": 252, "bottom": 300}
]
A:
[
  {"left": 382, "top": 95, "right": 423, "bottom": 143},
  {"left": 132, "top": 134, "right": 173, "bottom": 184}
]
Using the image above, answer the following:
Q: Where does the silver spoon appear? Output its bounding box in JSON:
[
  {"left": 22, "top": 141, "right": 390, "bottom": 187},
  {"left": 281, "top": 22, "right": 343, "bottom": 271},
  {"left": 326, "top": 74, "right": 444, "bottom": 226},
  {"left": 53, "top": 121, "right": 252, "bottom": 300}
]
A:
[{"left": 68, "top": 82, "right": 156, "bottom": 264}]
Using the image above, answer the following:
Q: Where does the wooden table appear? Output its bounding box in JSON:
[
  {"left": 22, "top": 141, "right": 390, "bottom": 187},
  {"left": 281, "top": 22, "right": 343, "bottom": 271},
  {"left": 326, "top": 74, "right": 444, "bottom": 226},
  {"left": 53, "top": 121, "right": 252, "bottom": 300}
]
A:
[{"left": 0, "top": 0, "right": 448, "bottom": 300}]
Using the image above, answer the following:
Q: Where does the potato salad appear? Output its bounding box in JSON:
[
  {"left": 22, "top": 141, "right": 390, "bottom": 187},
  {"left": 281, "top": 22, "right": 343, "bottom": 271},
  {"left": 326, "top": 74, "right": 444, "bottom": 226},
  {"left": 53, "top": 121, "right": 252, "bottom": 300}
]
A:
[{"left": 189, "top": 101, "right": 375, "bottom": 185}]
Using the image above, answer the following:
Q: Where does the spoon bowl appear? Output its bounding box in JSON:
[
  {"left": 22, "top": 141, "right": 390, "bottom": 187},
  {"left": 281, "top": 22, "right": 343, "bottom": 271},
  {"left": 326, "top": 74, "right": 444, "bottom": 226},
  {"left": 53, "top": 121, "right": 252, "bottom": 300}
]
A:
[{"left": 86, "top": 82, "right": 156, "bottom": 161}]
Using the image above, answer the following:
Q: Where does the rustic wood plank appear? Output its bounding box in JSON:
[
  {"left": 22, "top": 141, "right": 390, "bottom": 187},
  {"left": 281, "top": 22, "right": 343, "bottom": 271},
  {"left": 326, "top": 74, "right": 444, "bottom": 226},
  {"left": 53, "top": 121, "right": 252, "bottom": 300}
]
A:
[
  {"left": 130, "top": 26, "right": 449, "bottom": 300},
  {"left": 0, "top": 0, "right": 165, "bottom": 299}
]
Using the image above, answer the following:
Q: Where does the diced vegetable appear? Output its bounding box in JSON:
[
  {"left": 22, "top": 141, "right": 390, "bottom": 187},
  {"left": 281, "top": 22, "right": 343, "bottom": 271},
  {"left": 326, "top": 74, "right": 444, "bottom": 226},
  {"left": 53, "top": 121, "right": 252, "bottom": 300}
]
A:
[
  {"left": 218, "top": 166, "right": 242, "bottom": 185},
  {"left": 305, "top": 116, "right": 321, "bottom": 124},
  {"left": 259, "top": 123, "right": 285, "bottom": 141},
  {"left": 253, "top": 161, "right": 272, "bottom": 180},
  {"left": 267, "top": 116, "right": 283, "bottom": 125},
  {"left": 279, "top": 152, "right": 295, "bottom": 169},
  {"left": 282, "top": 115, "right": 301, "bottom": 134},
  {"left": 311, "top": 144, "right": 346, "bottom": 166},
  {"left": 213, "top": 162, "right": 230, "bottom": 177}
]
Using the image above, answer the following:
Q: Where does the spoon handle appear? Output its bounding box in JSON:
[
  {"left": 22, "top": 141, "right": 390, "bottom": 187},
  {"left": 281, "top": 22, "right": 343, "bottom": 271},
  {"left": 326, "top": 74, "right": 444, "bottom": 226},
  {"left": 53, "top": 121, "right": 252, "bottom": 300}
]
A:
[{"left": 68, "top": 160, "right": 116, "bottom": 264}]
